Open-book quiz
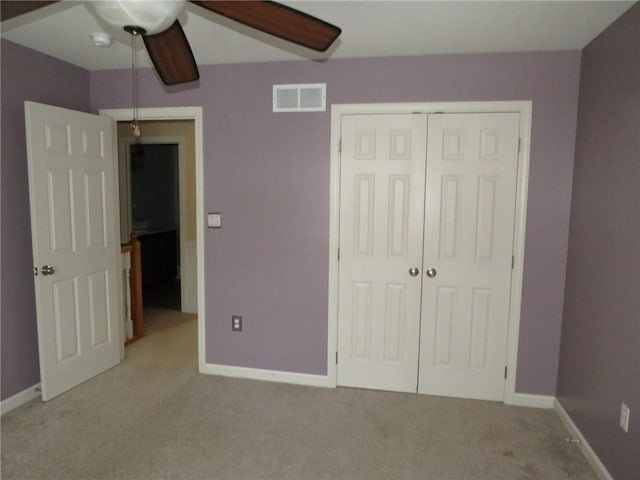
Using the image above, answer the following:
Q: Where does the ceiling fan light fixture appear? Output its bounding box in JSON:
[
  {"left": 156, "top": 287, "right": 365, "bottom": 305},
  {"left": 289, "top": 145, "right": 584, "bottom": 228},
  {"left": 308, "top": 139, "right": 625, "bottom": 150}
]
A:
[
  {"left": 89, "top": 0, "right": 186, "bottom": 35},
  {"left": 9, "top": 0, "right": 341, "bottom": 87}
]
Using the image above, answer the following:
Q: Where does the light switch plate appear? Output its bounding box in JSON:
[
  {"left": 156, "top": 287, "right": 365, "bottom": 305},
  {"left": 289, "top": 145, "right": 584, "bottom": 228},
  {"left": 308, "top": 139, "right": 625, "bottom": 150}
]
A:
[{"left": 207, "top": 212, "right": 222, "bottom": 228}]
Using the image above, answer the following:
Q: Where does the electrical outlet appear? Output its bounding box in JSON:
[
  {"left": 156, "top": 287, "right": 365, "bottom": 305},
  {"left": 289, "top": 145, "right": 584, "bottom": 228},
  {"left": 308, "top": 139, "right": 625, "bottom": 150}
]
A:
[
  {"left": 232, "top": 315, "right": 243, "bottom": 332},
  {"left": 620, "top": 403, "right": 630, "bottom": 432}
]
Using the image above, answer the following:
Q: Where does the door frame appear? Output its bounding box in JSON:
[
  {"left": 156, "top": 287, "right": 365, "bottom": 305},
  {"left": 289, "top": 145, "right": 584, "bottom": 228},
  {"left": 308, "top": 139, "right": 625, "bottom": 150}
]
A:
[
  {"left": 327, "top": 101, "right": 532, "bottom": 405},
  {"left": 100, "top": 106, "right": 205, "bottom": 372}
]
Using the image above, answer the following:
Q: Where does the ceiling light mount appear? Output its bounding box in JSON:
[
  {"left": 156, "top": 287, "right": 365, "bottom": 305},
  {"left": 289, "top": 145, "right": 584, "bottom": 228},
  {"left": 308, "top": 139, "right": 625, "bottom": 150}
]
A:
[{"left": 123, "top": 25, "right": 146, "bottom": 36}]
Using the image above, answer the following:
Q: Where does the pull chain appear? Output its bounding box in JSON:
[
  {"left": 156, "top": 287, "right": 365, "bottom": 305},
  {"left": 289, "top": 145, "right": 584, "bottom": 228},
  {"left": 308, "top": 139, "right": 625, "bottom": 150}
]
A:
[{"left": 130, "top": 29, "right": 141, "bottom": 137}]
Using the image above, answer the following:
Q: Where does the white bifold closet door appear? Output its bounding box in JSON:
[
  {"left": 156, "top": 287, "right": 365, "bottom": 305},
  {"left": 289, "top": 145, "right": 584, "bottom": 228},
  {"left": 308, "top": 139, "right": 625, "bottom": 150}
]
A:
[
  {"left": 337, "top": 114, "right": 428, "bottom": 393},
  {"left": 337, "top": 112, "right": 520, "bottom": 401},
  {"left": 418, "top": 113, "right": 520, "bottom": 401}
]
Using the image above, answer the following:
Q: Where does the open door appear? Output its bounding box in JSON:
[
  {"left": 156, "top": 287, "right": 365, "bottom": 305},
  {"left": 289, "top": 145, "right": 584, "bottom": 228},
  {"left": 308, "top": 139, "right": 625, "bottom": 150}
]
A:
[{"left": 25, "top": 101, "right": 122, "bottom": 401}]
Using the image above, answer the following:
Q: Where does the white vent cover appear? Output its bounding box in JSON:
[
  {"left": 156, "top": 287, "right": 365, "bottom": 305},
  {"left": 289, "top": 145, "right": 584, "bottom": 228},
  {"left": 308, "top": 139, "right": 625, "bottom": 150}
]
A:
[{"left": 273, "top": 83, "right": 326, "bottom": 112}]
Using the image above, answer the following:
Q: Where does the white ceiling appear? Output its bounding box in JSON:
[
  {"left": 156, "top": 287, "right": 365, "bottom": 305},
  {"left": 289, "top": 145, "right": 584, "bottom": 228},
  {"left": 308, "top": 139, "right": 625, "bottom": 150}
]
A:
[{"left": 0, "top": 1, "right": 635, "bottom": 71}]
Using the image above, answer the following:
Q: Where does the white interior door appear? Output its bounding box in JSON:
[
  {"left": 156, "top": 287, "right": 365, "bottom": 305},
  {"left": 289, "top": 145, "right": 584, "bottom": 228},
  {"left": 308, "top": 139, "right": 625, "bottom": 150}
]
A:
[
  {"left": 25, "top": 101, "right": 122, "bottom": 401},
  {"left": 418, "top": 113, "right": 520, "bottom": 401},
  {"left": 337, "top": 114, "right": 427, "bottom": 393}
]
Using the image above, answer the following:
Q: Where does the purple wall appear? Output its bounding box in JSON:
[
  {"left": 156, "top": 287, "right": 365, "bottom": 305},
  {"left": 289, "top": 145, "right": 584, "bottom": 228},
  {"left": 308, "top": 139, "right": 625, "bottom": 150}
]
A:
[
  {"left": 0, "top": 39, "right": 91, "bottom": 400},
  {"left": 556, "top": 4, "right": 640, "bottom": 479},
  {"left": 91, "top": 51, "right": 581, "bottom": 394}
]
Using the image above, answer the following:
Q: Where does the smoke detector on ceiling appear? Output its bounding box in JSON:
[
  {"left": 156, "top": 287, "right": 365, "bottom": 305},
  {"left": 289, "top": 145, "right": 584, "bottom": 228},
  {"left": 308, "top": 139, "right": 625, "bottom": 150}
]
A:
[{"left": 90, "top": 32, "right": 113, "bottom": 47}]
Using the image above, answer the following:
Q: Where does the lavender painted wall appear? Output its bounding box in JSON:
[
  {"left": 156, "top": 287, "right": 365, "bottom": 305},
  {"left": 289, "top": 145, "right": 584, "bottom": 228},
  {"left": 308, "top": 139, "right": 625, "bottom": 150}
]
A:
[
  {"left": 0, "top": 39, "right": 90, "bottom": 400},
  {"left": 91, "top": 50, "right": 581, "bottom": 395},
  {"left": 556, "top": 4, "right": 640, "bottom": 479}
]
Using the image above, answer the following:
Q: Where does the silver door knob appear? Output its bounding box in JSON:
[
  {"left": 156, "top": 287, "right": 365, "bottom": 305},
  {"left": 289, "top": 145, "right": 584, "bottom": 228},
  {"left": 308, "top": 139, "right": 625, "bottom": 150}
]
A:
[
  {"left": 41, "top": 265, "right": 56, "bottom": 276},
  {"left": 409, "top": 267, "right": 420, "bottom": 277},
  {"left": 425, "top": 268, "right": 437, "bottom": 278}
]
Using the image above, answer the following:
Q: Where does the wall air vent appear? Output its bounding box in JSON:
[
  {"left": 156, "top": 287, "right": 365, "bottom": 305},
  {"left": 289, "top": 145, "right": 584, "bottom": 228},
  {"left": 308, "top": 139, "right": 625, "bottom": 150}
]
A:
[{"left": 273, "top": 83, "right": 326, "bottom": 112}]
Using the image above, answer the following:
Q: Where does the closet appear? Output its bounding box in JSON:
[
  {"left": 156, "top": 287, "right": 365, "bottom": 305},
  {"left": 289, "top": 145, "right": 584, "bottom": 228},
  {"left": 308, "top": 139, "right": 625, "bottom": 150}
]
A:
[{"left": 336, "top": 111, "right": 520, "bottom": 401}]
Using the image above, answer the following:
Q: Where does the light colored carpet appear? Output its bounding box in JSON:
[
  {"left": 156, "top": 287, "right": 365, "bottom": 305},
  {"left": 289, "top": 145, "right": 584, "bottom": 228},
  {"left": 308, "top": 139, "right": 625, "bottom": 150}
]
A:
[
  {"left": 1, "top": 318, "right": 596, "bottom": 480},
  {"left": 125, "top": 308, "right": 197, "bottom": 369}
]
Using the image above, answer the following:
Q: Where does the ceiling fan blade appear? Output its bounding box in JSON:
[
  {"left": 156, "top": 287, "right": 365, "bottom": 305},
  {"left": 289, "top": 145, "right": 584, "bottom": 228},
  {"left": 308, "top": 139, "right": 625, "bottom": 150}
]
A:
[
  {"left": 142, "top": 20, "right": 200, "bottom": 86},
  {"left": 1, "top": 1, "right": 60, "bottom": 22},
  {"left": 190, "top": 1, "right": 341, "bottom": 52}
]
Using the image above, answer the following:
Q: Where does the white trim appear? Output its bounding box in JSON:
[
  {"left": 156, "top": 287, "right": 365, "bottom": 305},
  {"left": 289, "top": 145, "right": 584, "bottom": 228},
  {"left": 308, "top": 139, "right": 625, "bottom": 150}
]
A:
[
  {"left": 181, "top": 240, "right": 198, "bottom": 313},
  {"left": 201, "top": 363, "right": 332, "bottom": 388},
  {"left": 503, "top": 103, "right": 532, "bottom": 405},
  {"left": 117, "top": 135, "right": 132, "bottom": 244},
  {"left": 509, "top": 393, "right": 554, "bottom": 409},
  {"left": 108, "top": 116, "right": 126, "bottom": 361},
  {"left": 554, "top": 398, "right": 614, "bottom": 480},
  {"left": 1, "top": 384, "right": 41, "bottom": 415},
  {"left": 327, "top": 101, "right": 532, "bottom": 404},
  {"left": 99, "top": 107, "right": 206, "bottom": 372}
]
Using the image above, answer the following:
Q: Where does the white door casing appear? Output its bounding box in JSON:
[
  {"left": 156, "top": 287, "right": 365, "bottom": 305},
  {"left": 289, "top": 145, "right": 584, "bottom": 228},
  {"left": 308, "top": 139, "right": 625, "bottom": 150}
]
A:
[
  {"left": 418, "top": 113, "right": 520, "bottom": 401},
  {"left": 329, "top": 102, "right": 531, "bottom": 404},
  {"left": 336, "top": 114, "right": 427, "bottom": 392},
  {"left": 25, "top": 101, "right": 122, "bottom": 401},
  {"left": 99, "top": 106, "right": 205, "bottom": 372}
]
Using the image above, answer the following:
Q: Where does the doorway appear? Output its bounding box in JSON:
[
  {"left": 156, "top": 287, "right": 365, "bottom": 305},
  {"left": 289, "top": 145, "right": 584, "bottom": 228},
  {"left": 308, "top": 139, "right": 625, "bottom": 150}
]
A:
[
  {"left": 101, "top": 107, "right": 204, "bottom": 372},
  {"left": 117, "top": 121, "right": 198, "bottom": 314},
  {"left": 328, "top": 102, "right": 532, "bottom": 405},
  {"left": 129, "top": 142, "right": 181, "bottom": 310},
  {"left": 117, "top": 121, "right": 197, "bottom": 369}
]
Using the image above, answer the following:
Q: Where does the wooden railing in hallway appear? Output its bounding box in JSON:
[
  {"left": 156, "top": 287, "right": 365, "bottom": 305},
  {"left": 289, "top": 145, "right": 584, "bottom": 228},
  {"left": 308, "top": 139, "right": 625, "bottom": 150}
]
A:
[{"left": 121, "top": 233, "right": 144, "bottom": 344}]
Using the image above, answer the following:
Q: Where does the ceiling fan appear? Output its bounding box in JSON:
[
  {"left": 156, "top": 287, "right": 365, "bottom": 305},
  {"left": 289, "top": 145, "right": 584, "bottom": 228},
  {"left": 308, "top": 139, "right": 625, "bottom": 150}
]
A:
[{"left": 0, "top": 0, "right": 342, "bottom": 85}]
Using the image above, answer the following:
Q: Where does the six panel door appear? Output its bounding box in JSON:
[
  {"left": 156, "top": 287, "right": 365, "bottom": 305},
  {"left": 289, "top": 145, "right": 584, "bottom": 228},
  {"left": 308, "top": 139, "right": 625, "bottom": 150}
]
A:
[
  {"left": 25, "top": 101, "right": 122, "bottom": 401},
  {"left": 337, "top": 111, "right": 520, "bottom": 401},
  {"left": 418, "top": 113, "right": 520, "bottom": 401},
  {"left": 337, "top": 114, "right": 428, "bottom": 393}
]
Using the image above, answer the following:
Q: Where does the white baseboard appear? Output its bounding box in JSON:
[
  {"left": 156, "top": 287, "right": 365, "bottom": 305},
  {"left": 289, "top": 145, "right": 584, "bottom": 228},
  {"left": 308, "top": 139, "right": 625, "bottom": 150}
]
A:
[
  {"left": 199, "top": 366, "right": 557, "bottom": 404},
  {"left": 554, "top": 398, "right": 613, "bottom": 480},
  {"left": 508, "top": 392, "right": 555, "bottom": 409},
  {"left": 201, "top": 363, "right": 333, "bottom": 388},
  {"left": 1, "top": 383, "right": 41, "bottom": 415}
]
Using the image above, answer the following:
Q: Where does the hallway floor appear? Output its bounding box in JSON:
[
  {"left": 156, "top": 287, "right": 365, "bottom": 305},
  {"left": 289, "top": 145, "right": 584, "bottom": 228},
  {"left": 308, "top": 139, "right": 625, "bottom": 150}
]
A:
[{"left": 125, "top": 308, "right": 197, "bottom": 369}]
